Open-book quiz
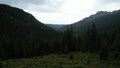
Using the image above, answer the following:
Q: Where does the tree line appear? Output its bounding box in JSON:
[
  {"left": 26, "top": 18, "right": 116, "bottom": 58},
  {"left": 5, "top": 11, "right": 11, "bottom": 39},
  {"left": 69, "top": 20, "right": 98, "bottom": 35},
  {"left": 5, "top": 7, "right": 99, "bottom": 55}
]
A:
[
  {"left": 0, "top": 23, "right": 120, "bottom": 62},
  {"left": 62, "top": 23, "right": 120, "bottom": 61}
]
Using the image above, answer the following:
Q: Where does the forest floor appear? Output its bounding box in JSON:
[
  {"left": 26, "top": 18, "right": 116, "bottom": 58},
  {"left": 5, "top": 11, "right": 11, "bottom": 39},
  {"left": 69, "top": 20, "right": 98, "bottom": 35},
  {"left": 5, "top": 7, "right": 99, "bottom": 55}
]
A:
[{"left": 2, "top": 52, "right": 120, "bottom": 68}]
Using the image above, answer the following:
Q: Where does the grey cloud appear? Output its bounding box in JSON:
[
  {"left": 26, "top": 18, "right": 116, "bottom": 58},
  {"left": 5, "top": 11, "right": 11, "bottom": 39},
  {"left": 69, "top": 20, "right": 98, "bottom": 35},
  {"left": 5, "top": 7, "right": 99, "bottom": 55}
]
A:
[
  {"left": 0, "top": 0, "right": 64, "bottom": 12},
  {"left": 0, "top": 0, "right": 47, "bottom": 5},
  {"left": 0, "top": 0, "right": 48, "bottom": 9},
  {"left": 101, "top": 0, "right": 120, "bottom": 3},
  {"left": 97, "top": 0, "right": 120, "bottom": 5},
  {"left": 93, "top": 0, "right": 120, "bottom": 11}
]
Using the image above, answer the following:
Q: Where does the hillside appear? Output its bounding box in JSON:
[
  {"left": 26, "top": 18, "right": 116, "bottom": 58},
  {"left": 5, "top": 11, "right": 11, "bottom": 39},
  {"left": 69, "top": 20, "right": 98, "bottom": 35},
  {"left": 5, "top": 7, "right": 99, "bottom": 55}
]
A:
[
  {"left": 0, "top": 4, "right": 59, "bottom": 38},
  {"left": 0, "top": 4, "right": 60, "bottom": 59},
  {"left": 46, "top": 24, "right": 65, "bottom": 31},
  {"left": 60, "top": 10, "right": 120, "bottom": 33}
]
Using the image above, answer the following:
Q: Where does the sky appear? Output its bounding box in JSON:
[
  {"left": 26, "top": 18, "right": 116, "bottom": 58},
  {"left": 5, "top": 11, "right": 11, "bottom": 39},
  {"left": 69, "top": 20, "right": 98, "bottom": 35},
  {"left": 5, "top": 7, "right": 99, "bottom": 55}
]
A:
[{"left": 0, "top": 0, "right": 120, "bottom": 24}]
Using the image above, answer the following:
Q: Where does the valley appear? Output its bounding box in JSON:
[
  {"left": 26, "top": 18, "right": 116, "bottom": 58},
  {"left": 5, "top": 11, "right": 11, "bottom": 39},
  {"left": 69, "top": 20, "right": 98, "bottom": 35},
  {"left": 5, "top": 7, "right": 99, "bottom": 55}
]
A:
[{"left": 0, "top": 4, "right": 120, "bottom": 68}]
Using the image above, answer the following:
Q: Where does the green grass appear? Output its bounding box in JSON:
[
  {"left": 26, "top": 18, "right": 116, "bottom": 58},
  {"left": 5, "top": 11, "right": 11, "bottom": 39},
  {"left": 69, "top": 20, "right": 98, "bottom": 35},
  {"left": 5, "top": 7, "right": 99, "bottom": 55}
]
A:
[{"left": 2, "top": 52, "right": 120, "bottom": 68}]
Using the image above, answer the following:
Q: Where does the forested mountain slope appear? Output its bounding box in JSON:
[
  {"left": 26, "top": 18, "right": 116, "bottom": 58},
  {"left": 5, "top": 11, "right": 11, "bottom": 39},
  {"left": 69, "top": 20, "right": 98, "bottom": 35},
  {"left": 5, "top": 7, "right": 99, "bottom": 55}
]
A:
[
  {"left": 60, "top": 10, "right": 120, "bottom": 33},
  {"left": 0, "top": 4, "right": 60, "bottom": 59}
]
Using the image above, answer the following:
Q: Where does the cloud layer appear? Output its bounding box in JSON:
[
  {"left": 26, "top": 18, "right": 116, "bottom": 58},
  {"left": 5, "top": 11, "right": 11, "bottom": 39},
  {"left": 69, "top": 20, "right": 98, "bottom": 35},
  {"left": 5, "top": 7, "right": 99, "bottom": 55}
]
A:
[{"left": 0, "top": 0, "right": 120, "bottom": 24}]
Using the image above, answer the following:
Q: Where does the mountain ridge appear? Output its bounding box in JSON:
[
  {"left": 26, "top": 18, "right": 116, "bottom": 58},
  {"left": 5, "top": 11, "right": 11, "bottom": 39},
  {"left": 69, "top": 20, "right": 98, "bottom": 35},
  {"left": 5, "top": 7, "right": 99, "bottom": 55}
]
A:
[
  {"left": 59, "top": 10, "right": 120, "bottom": 33},
  {"left": 0, "top": 4, "right": 60, "bottom": 38}
]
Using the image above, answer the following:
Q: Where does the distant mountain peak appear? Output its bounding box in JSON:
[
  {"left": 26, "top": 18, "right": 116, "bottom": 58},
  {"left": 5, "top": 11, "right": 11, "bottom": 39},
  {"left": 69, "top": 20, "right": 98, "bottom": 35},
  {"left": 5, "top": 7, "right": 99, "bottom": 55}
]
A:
[
  {"left": 60, "top": 9, "right": 120, "bottom": 33},
  {"left": 96, "top": 11, "right": 108, "bottom": 14},
  {"left": 95, "top": 11, "right": 111, "bottom": 16}
]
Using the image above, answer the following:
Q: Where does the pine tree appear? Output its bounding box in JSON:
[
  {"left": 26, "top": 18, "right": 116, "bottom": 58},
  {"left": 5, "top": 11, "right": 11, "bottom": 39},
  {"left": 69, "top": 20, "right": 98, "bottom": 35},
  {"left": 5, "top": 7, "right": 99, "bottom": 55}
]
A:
[
  {"left": 89, "top": 23, "right": 98, "bottom": 53},
  {"left": 63, "top": 25, "right": 74, "bottom": 52},
  {"left": 69, "top": 25, "right": 74, "bottom": 51},
  {"left": 112, "top": 29, "right": 120, "bottom": 62},
  {"left": 85, "top": 27, "right": 90, "bottom": 52},
  {"left": 99, "top": 40, "right": 109, "bottom": 60},
  {"left": 76, "top": 35, "right": 82, "bottom": 51}
]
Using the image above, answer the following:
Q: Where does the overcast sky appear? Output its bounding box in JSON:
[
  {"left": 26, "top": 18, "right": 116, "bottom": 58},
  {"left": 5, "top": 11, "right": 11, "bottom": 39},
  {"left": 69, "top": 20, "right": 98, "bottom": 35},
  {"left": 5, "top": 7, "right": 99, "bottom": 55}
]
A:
[{"left": 0, "top": 0, "right": 120, "bottom": 24}]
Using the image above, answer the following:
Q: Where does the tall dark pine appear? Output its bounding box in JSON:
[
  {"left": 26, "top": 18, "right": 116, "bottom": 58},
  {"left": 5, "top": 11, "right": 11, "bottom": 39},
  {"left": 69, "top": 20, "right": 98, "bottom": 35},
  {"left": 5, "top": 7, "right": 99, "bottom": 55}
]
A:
[
  {"left": 76, "top": 35, "right": 82, "bottom": 51},
  {"left": 69, "top": 25, "right": 74, "bottom": 51},
  {"left": 99, "top": 40, "right": 109, "bottom": 60},
  {"left": 89, "top": 23, "right": 98, "bottom": 53},
  {"left": 63, "top": 25, "right": 74, "bottom": 52},
  {"left": 112, "top": 29, "right": 120, "bottom": 61},
  {"left": 63, "top": 28, "right": 69, "bottom": 53},
  {"left": 85, "top": 27, "right": 90, "bottom": 52}
]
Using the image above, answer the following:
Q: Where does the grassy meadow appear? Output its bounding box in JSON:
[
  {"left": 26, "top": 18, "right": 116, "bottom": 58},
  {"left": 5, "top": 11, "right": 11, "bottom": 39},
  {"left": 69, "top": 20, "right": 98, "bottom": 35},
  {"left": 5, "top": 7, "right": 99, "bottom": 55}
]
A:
[{"left": 1, "top": 52, "right": 120, "bottom": 68}]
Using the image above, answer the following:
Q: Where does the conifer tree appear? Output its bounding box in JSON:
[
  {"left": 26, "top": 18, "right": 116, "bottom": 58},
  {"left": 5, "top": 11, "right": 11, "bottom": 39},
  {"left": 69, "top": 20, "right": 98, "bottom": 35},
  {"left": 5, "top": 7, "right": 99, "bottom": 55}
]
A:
[
  {"left": 112, "top": 29, "right": 120, "bottom": 62},
  {"left": 63, "top": 25, "right": 74, "bottom": 52},
  {"left": 99, "top": 40, "right": 109, "bottom": 60},
  {"left": 89, "top": 23, "right": 98, "bottom": 52}
]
